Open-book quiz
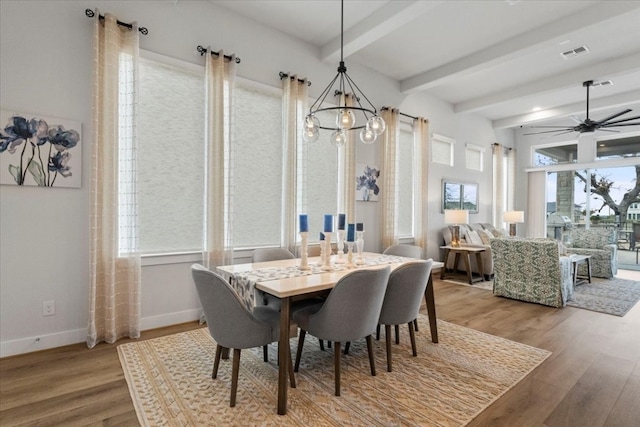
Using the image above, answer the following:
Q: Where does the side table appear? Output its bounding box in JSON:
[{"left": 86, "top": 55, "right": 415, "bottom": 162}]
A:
[
  {"left": 440, "top": 245, "right": 486, "bottom": 284},
  {"left": 569, "top": 254, "right": 592, "bottom": 287}
]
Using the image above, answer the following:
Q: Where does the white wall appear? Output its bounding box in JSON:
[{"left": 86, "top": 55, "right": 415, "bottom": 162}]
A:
[{"left": 0, "top": 0, "right": 500, "bottom": 356}]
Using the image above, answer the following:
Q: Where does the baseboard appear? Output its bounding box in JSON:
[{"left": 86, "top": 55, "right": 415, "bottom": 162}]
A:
[{"left": 0, "top": 309, "right": 202, "bottom": 358}]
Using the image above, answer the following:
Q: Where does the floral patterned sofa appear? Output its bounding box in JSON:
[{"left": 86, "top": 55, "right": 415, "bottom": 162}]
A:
[
  {"left": 565, "top": 228, "right": 617, "bottom": 279},
  {"left": 490, "top": 238, "right": 573, "bottom": 308}
]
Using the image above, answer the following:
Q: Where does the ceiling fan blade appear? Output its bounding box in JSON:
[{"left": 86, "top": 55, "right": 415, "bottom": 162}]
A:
[
  {"left": 523, "top": 128, "right": 573, "bottom": 135},
  {"left": 601, "top": 122, "right": 640, "bottom": 127},
  {"left": 595, "top": 109, "right": 632, "bottom": 125},
  {"left": 595, "top": 129, "right": 620, "bottom": 133},
  {"left": 528, "top": 125, "right": 576, "bottom": 129},
  {"left": 570, "top": 115, "right": 583, "bottom": 124},
  {"left": 600, "top": 115, "right": 640, "bottom": 126}
]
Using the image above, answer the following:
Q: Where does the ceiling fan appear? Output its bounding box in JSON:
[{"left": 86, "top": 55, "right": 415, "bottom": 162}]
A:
[{"left": 524, "top": 80, "right": 640, "bottom": 136}]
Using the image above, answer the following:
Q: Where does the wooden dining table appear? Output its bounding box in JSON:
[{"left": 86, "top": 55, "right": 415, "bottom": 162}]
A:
[{"left": 217, "top": 252, "right": 442, "bottom": 415}]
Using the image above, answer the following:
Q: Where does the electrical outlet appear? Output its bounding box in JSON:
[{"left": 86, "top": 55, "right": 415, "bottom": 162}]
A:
[{"left": 43, "top": 300, "right": 55, "bottom": 316}]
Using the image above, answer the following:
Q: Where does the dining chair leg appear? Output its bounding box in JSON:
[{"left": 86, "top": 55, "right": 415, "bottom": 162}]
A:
[
  {"left": 286, "top": 344, "right": 296, "bottom": 388},
  {"left": 230, "top": 348, "right": 241, "bottom": 407},
  {"left": 344, "top": 341, "right": 351, "bottom": 355},
  {"left": 294, "top": 330, "right": 306, "bottom": 372},
  {"left": 263, "top": 345, "right": 269, "bottom": 362},
  {"left": 328, "top": 341, "right": 332, "bottom": 348},
  {"left": 408, "top": 321, "right": 417, "bottom": 356},
  {"left": 376, "top": 324, "right": 381, "bottom": 340},
  {"left": 385, "top": 325, "right": 392, "bottom": 372},
  {"left": 213, "top": 344, "right": 223, "bottom": 379},
  {"left": 366, "top": 335, "right": 376, "bottom": 377},
  {"left": 395, "top": 324, "right": 400, "bottom": 344},
  {"left": 319, "top": 339, "right": 325, "bottom": 351},
  {"left": 222, "top": 347, "right": 230, "bottom": 360},
  {"left": 334, "top": 341, "right": 341, "bottom": 396},
  {"left": 413, "top": 318, "right": 419, "bottom": 332}
]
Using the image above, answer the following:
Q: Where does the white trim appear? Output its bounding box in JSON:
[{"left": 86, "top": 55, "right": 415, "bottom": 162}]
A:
[
  {"left": 524, "top": 156, "right": 640, "bottom": 173},
  {"left": 0, "top": 309, "right": 203, "bottom": 358}
]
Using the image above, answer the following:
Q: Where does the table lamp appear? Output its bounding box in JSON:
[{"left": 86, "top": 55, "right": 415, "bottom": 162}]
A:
[
  {"left": 504, "top": 210, "right": 524, "bottom": 237},
  {"left": 444, "top": 209, "right": 469, "bottom": 248}
]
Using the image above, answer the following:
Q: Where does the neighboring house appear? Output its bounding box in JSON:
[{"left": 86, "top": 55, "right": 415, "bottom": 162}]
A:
[{"left": 627, "top": 202, "right": 640, "bottom": 221}]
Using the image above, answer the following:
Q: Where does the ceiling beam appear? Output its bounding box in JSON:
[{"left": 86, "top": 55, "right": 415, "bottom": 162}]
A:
[
  {"left": 400, "top": 2, "right": 640, "bottom": 94},
  {"left": 320, "top": 1, "right": 443, "bottom": 63},
  {"left": 454, "top": 52, "right": 640, "bottom": 114},
  {"left": 492, "top": 90, "right": 640, "bottom": 129}
]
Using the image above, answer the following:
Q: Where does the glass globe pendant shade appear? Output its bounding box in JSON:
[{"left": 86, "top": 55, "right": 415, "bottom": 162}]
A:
[
  {"left": 330, "top": 130, "right": 347, "bottom": 147},
  {"left": 336, "top": 109, "right": 356, "bottom": 130},
  {"left": 303, "top": 127, "right": 320, "bottom": 143},
  {"left": 366, "top": 115, "right": 386, "bottom": 136},
  {"left": 304, "top": 114, "right": 320, "bottom": 131},
  {"left": 359, "top": 127, "right": 376, "bottom": 144}
]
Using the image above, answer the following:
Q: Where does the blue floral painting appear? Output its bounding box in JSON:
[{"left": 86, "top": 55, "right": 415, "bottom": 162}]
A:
[
  {"left": 0, "top": 111, "right": 81, "bottom": 188},
  {"left": 356, "top": 163, "right": 380, "bottom": 202}
]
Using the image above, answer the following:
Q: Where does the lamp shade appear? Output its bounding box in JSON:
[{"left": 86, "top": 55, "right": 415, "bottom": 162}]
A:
[
  {"left": 444, "top": 209, "right": 469, "bottom": 225},
  {"left": 503, "top": 210, "right": 524, "bottom": 223}
]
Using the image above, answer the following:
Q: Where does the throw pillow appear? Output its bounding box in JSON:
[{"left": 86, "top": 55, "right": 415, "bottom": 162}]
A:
[
  {"left": 477, "top": 229, "right": 493, "bottom": 245},
  {"left": 466, "top": 230, "right": 483, "bottom": 245}
]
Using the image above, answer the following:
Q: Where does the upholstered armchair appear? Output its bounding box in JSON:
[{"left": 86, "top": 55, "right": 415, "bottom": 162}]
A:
[
  {"left": 566, "top": 228, "right": 617, "bottom": 279},
  {"left": 491, "top": 238, "right": 573, "bottom": 308}
]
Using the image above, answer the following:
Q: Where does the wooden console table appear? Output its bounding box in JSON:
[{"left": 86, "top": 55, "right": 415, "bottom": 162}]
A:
[{"left": 440, "top": 245, "right": 486, "bottom": 284}]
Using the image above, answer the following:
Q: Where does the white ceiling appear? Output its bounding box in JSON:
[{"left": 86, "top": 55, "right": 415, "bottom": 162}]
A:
[{"left": 211, "top": 0, "right": 640, "bottom": 131}]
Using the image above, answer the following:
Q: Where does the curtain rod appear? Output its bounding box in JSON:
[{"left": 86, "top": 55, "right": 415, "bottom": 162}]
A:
[
  {"left": 380, "top": 106, "right": 418, "bottom": 121},
  {"left": 492, "top": 143, "right": 512, "bottom": 150},
  {"left": 196, "top": 45, "right": 241, "bottom": 64},
  {"left": 85, "top": 9, "right": 148, "bottom": 35},
  {"left": 279, "top": 72, "right": 311, "bottom": 86}
]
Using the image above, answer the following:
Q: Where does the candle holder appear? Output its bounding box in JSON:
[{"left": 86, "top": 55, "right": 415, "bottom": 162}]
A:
[
  {"left": 299, "top": 231, "right": 310, "bottom": 270},
  {"left": 335, "top": 229, "right": 346, "bottom": 264},
  {"left": 321, "top": 231, "right": 333, "bottom": 271},
  {"left": 346, "top": 241, "right": 355, "bottom": 268},
  {"left": 355, "top": 230, "right": 365, "bottom": 265}
]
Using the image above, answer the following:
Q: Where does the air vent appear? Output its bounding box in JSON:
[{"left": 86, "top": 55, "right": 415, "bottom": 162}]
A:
[
  {"left": 561, "top": 45, "right": 590, "bottom": 59},
  {"left": 593, "top": 80, "right": 613, "bottom": 87}
]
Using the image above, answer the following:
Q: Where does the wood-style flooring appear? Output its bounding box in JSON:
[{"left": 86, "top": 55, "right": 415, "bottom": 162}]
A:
[{"left": 1, "top": 274, "right": 639, "bottom": 426}]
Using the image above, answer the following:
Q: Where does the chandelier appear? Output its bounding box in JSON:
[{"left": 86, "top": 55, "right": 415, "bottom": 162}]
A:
[{"left": 302, "top": 0, "right": 385, "bottom": 146}]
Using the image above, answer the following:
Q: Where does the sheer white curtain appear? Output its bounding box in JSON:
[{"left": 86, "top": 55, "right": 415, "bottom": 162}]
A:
[
  {"left": 203, "top": 49, "right": 236, "bottom": 268},
  {"left": 341, "top": 94, "right": 356, "bottom": 222},
  {"left": 88, "top": 12, "right": 141, "bottom": 348},
  {"left": 527, "top": 171, "right": 547, "bottom": 237},
  {"left": 282, "top": 75, "right": 308, "bottom": 254},
  {"left": 492, "top": 143, "right": 506, "bottom": 228},
  {"left": 413, "top": 117, "right": 429, "bottom": 252},
  {"left": 381, "top": 108, "right": 400, "bottom": 249}
]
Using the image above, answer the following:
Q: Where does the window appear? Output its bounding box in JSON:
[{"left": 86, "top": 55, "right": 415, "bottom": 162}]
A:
[
  {"left": 233, "top": 81, "right": 283, "bottom": 248},
  {"left": 397, "top": 125, "right": 414, "bottom": 237},
  {"left": 465, "top": 143, "right": 484, "bottom": 171},
  {"left": 137, "top": 55, "right": 204, "bottom": 254},
  {"left": 533, "top": 141, "right": 577, "bottom": 166},
  {"left": 432, "top": 133, "right": 454, "bottom": 166}
]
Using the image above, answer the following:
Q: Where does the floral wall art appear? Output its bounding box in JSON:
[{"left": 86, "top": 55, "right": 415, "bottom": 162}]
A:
[
  {"left": 0, "top": 110, "right": 82, "bottom": 188},
  {"left": 356, "top": 163, "right": 380, "bottom": 202}
]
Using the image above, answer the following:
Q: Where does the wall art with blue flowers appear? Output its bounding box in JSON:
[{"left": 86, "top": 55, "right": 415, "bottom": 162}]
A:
[
  {"left": 356, "top": 163, "right": 380, "bottom": 202},
  {"left": 0, "top": 110, "right": 82, "bottom": 188}
]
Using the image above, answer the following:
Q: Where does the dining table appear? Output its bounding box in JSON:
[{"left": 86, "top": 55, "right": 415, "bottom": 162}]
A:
[{"left": 217, "top": 252, "right": 443, "bottom": 415}]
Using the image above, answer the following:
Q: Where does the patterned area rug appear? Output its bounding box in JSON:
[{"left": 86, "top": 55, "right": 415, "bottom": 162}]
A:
[
  {"left": 442, "top": 278, "right": 494, "bottom": 291},
  {"left": 567, "top": 277, "right": 640, "bottom": 316},
  {"left": 118, "top": 316, "right": 550, "bottom": 426}
]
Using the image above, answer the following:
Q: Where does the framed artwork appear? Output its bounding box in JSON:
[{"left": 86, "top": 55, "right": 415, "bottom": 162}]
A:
[
  {"left": 0, "top": 110, "right": 82, "bottom": 188},
  {"left": 356, "top": 163, "right": 380, "bottom": 202},
  {"left": 442, "top": 179, "right": 478, "bottom": 213}
]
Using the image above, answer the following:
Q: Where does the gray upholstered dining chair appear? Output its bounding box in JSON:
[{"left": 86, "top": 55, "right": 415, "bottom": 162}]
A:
[
  {"left": 292, "top": 266, "right": 391, "bottom": 396},
  {"left": 381, "top": 244, "right": 424, "bottom": 335},
  {"left": 382, "top": 244, "right": 423, "bottom": 259},
  {"left": 191, "top": 264, "right": 295, "bottom": 407},
  {"left": 377, "top": 260, "right": 433, "bottom": 372}
]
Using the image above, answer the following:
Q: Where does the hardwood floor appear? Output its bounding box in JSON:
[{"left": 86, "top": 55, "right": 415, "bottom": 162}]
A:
[{"left": 1, "top": 274, "right": 639, "bottom": 426}]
